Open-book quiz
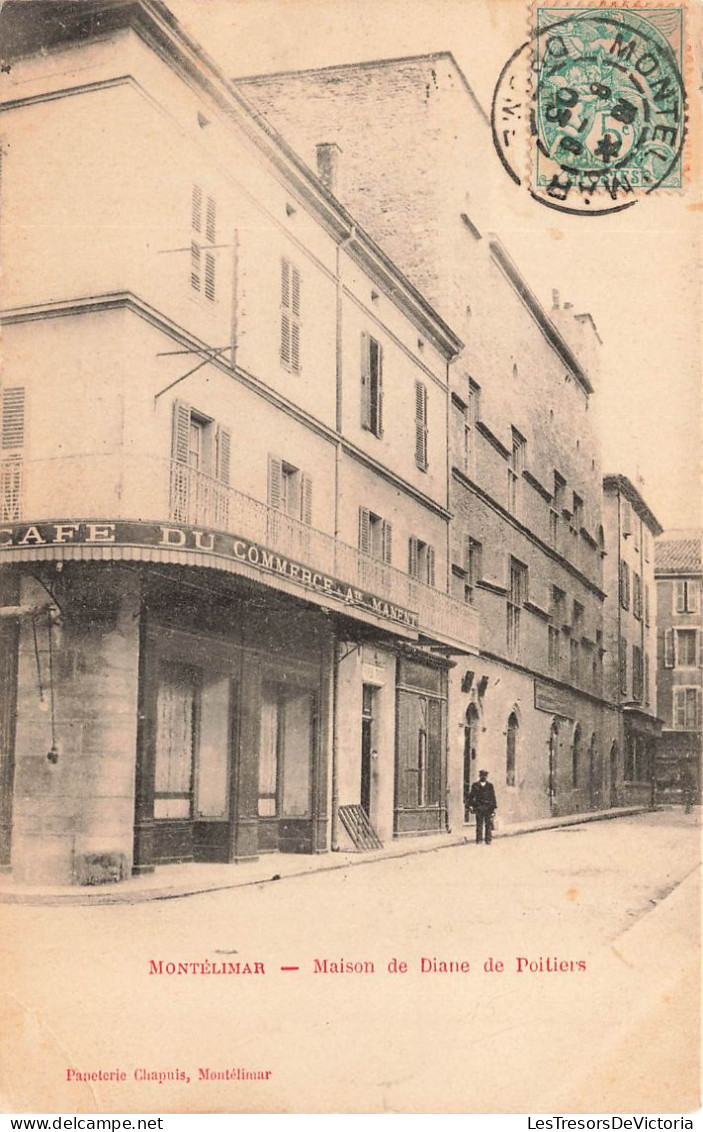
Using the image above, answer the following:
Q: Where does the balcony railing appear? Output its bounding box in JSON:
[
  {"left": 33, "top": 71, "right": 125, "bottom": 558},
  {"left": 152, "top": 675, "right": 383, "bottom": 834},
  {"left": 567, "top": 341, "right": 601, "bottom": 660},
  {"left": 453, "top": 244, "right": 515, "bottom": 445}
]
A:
[{"left": 167, "top": 462, "right": 478, "bottom": 652}]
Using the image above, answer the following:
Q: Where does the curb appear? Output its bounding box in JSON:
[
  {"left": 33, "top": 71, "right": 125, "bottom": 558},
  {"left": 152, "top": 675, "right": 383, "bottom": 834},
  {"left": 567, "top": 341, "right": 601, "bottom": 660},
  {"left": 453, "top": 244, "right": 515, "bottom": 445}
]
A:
[{"left": 0, "top": 806, "right": 652, "bottom": 906}]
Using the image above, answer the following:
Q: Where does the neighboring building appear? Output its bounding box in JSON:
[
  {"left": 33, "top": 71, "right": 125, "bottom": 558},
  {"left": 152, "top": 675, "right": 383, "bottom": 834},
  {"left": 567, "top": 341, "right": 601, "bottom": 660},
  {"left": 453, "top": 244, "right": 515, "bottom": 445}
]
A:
[
  {"left": 0, "top": 1, "right": 479, "bottom": 885},
  {"left": 654, "top": 531, "right": 703, "bottom": 800},
  {"left": 239, "top": 54, "right": 622, "bottom": 824},
  {"left": 602, "top": 476, "right": 663, "bottom": 805}
]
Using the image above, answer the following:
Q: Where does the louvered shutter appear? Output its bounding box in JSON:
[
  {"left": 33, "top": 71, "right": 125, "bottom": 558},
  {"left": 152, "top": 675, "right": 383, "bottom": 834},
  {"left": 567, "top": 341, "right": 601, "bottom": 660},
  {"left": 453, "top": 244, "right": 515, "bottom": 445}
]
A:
[
  {"left": 192, "top": 185, "right": 202, "bottom": 233},
  {"left": 301, "top": 474, "right": 313, "bottom": 525},
  {"left": 291, "top": 320, "right": 300, "bottom": 373},
  {"left": 204, "top": 251, "right": 216, "bottom": 301},
  {"left": 377, "top": 343, "right": 384, "bottom": 436},
  {"left": 664, "top": 629, "right": 674, "bottom": 668},
  {"left": 291, "top": 266, "right": 301, "bottom": 318},
  {"left": 172, "top": 401, "right": 191, "bottom": 463},
  {"left": 382, "top": 520, "right": 392, "bottom": 565},
  {"left": 426, "top": 545, "right": 436, "bottom": 588},
  {"left": 281, "top": 258, "right": 291, "bottom": 308},
  {"left": 281, "top": 311, "right": 291, "bottom": 366},
  {"left": 408, "top": 536, "right": 419, "bottom": 578},
  {"left": 690, "top": 583, "right": 700, "bottom": 614},
  {"left": 697, "top": 629, "right": 703, "bottom": 669},
  {"left": 190, "top": 241, "right": 201, "bottom": 292},
  {"left": 359, "top": 508, "right": 371, "bottom": 555},
  {"left": 415, "top": 381, "right": 428, "bottom": 469},
  {"left": 1, "top": 388, "right": 25, "bottom": 450},
  {"left": 268, "top": 456, "right": 283, "bottom": 510},
  {"left": 673, "top": 688, "right": 685, "bottom": 729},
  {"left": 360, "top": 332, "right": 371, "bottom": 429},
  {"left": 696, "top": 689, "right": 703, "bottom": 730},
  {"left": 215, "top": 426, "right": 231, "bottom": 485},
  {"left": 205, "top": 196, "right": 216, "bottom": 244},
  {"left": 675, "top": 580, "right": 685, "bottom": 613}
]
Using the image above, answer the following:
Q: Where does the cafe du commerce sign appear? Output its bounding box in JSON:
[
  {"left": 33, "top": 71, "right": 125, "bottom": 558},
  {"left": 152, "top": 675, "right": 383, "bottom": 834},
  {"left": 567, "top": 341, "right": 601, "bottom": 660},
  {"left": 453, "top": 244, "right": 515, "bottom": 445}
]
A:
[{"left": 0, "top": 520, "right": 420, "bottom": 632}]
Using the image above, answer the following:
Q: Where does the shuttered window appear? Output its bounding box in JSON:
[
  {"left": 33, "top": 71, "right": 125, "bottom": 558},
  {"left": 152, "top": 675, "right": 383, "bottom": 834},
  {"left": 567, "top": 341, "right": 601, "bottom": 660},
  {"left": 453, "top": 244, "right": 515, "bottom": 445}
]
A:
[
  {"left": 619, "top": 560, "right": 630, "bottom": 610},
  {"left": 1, "top": 387, "right": 25, "bottom": 521},
  {"left": 664, "top": 628, "right": 675, "bottom": 668},
  {"left": 675, "top": 579, "right": 699, "bottom": 614},
  {"left": 414, "top": 380, "right": 428, "bottom": 469},
  {"left": 281, "top": 258, "right": 301, "bottom": 372},
  {"left": 170, "top": 400, "right": 231, "bottom": 526},
  {"left": 361, "top": 333, "right": 383, "bottom": 436},
  {"left": 268, "top": 456, "right": 312, "bottom": 524},
  {"left": 673, "top": 687, "right": 702, "bottom": 731},
  {"left": 408, "top": 536, "right": 435, "bottom": 586},
  {"left": 191, "top": 185, "right": 216, "bottom": 300},
  {"left": 359, "top": 507, "right": 392, "bottom": 564}
]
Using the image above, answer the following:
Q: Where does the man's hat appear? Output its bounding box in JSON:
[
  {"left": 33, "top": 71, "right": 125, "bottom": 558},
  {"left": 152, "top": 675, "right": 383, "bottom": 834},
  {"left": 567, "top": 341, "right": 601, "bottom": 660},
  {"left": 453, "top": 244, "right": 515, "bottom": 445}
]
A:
[{"left": 479, "top": 769, "right": 488, "bottom": 776}]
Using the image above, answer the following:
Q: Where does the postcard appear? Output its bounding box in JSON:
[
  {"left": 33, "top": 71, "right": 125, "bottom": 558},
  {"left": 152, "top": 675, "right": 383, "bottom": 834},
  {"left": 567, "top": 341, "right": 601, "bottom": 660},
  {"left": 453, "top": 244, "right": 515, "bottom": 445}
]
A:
[{"left": 0, "top": 0, "right": 700, "bottom": 1117}]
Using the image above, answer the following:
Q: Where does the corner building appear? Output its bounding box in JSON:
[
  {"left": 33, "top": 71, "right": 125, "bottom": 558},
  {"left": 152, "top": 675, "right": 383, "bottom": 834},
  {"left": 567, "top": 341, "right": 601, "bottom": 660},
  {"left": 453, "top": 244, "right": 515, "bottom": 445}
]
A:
[
  {"left": 239, "top": 54, "right": 623, "bottom": 825},
  {"left": 0, "top": 4, "right": 478, "bottom": 885}
]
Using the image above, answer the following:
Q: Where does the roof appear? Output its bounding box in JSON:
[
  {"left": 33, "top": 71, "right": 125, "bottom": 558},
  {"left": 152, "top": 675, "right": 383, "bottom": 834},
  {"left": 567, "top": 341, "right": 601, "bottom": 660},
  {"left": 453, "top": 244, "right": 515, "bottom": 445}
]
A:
[
  {"left": 655, "top": 532, "right": 702, "bottom": 574},
  {"left": 602, "top": 474, "right": 663, "bottom": 536}
]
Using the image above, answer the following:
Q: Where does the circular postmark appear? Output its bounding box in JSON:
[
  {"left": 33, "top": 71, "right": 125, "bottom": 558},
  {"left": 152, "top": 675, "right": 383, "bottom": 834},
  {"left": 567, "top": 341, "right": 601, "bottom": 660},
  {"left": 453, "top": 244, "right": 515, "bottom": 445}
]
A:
[{"left": 492, "top": 7, "right": 686, "bottom": 215}]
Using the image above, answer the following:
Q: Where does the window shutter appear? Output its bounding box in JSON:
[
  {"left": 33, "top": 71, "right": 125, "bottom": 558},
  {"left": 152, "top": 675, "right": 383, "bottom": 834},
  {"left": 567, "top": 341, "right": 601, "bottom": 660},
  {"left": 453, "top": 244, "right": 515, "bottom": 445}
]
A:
[
  {"left": 697, "top": 629, "right": 703, "bottom": 669},
  {"left": 301, "top": 474, "right": 313, "bottom": 525},
  {"left": 190, "top": 241, "right": 201, "bottom": 292},
  {"left": 172, "top": 400, "right": 191, "bottom": 463},
  {"left": 359, "top": 508, "right": 371, "bottom": 555},
  {"left": 268, "top": 456, "right": 283, "bottom": 511},
  {"left": 690, "top": 583, "right": 700, "bottom": 614},
  {"left": 382, "top": 520, "right": 392, "bottom": 565},
  {"left": 664, "top": 628, "right": 674, "bottom": 668},
  {"left": 377, "top": 343, "right": 384, "bottom": 436},
  {"left": 291, "top": 266, "right": 301, "bottom": 319},
  {"left": 204, "top": 251, "right": 216, "bottom": 301},
  {"left": 281, "top": 312, "right": 291, "bottom": 366},
  {"left": 291, "top": 320, "right": 300, "bottom": 373},
  {"left": 415, "top": 380, "right": 428, "bottom": 469},
  {"left": 281, "top": 258, "right": 291, "bottom": 310},
  {"left": 427, "top": 545, "right": 436, "bottom": 587},
  {"left": 696, "top": 689, "right": 703, "bottom": 730},
  {"left": 645, "top": 585, "right": 650, "bottom": 626},
  {"left": 215, "top": 425, "right": 231, "bottom": 485},
  {"left": 192, "top": 185, "right": 202, "bottom": 233},
  {"left": 1, "top": 387, "right": 25, "bottom": 450},
  {"left": 675, "top": 580, "right": 685, "bottom": 613},
  {"left": 360, "top": 332, "right": 371, "bottom": 429},
  {"left": 408, "top": 536, "right": 419, "bottom": 579},
  {"left": 673, "top": 688, "right": 685, "bottom": 729},
  {"left": 205, "top": 196, "right": 216, "bottom": 244}
]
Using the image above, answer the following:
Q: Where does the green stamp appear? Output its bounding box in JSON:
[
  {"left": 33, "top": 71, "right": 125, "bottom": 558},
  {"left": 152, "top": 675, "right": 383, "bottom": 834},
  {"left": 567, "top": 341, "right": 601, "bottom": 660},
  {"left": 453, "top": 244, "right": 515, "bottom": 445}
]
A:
[{"left": 532, "top": 7, "right": 685, "bottom": 213}]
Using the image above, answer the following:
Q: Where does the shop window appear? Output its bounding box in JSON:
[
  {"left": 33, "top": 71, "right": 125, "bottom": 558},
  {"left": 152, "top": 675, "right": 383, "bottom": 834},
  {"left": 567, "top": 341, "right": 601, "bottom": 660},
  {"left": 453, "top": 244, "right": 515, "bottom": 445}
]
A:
[
  {"left": 259, "top": 684, "right": 315, "bottom": 817},
  {"left": 170, "top": 400, "right": 231, "bottom": 527},
  {"left": 414, "top": 380, "right": 428, "bottom": 470},
  {"left": 361, "top": 332, "right": 383, "bottom": 436},
  {"left": 0, "top": 385, "right": 24, "bottom": 521},
  {"left": 408, "top": 536, "right": 435, "bottom": 586},
  {"left": 281, "top": 257, "right": 301, "bottom": 372},
  {"left": 154, "top": 661, "right": 199, "bottom": 820}
]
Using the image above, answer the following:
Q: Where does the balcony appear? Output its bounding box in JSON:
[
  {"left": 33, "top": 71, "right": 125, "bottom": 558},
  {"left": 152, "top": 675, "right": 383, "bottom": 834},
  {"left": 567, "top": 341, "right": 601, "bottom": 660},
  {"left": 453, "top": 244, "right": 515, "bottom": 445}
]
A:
[{"left": 0, "top": 454, "right": 479, "bottom": 655}]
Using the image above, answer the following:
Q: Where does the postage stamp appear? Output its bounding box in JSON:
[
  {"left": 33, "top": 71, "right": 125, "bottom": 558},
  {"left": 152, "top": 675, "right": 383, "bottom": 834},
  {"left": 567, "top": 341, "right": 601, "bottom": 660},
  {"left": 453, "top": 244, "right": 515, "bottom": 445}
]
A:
[{"left": 492, "top": 4, "right": 687, "bottom": 215}]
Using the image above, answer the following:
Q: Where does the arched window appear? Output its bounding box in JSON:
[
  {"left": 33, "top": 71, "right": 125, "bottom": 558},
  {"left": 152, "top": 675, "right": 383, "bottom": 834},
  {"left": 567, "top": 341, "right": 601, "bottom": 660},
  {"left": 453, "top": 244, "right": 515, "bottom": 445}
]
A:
[
  {"left": 463, "top": 704, "right": 479, "bottom": 820},
  {"left": 572, "top": 724, "right": 582, "bottom": 788},
  {"left": 506, "top": 712, "right": 519, "bottom": 787}
]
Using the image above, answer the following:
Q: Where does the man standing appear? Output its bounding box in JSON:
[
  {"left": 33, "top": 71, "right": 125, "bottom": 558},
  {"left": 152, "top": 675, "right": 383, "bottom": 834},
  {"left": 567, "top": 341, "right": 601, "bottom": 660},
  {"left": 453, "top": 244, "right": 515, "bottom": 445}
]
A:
[{"left": 467, "top": 769, "right": 497, "bottom": 845}]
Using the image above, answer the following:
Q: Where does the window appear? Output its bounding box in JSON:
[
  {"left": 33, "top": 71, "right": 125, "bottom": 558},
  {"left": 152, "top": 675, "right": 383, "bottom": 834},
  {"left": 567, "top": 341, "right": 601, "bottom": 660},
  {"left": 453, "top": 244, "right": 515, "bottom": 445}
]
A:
[
  {"left": 619, "top": 560, "right": 630, "bottom": 610},
  {"left": 572, "top": 724, "right": 582, "bottom": 788},
  {"left": 414, "top": 381, "right": 428, "bottom": 470},
  {"left": 549, "top": 587, "right": 564, "bottom": 674},
  {"left": 259, "top": 683, "right": 316, "bottom": 818},
  {"left": 570, "top": 638, "right": 580, "bottom": 684},
  {"left": 675, "top": 579, "right": 699, "bottom": 614},
  {"left": 572, "top": 600, "right": 584, "bottom": 633},
  {"left": 506, "top": 712, "right": 518, "bottom": 787},
  {"left": 622, "top": 499, "right": 632, "bottom": 538},
  {"left": 361, "top": 333, "right": 383, "bottom": 436},
  {"left": 170, "top": 400, "right": 231, "bottom": 526},
  {"left": 268, "top": 457, "right": 313, "bottom": 524},
  {"left": 619, "top": 636, "right": 628, "bottom": 696},
  {"left": 675, "top": 629, "right": 698, "bottom": 668},
  {"left": 548, "top": 626, "right": 560, "bottom": 673},
  {"left": 408, "top": 537, "right": 436, "bottom": 587},
  {"left": 633, "top": 572, "right": 642, "bottom": 620},
  {"left": 359, "top": 508, "right": 392, "bottom": 564},
  {"left": 190, "top": 184, "right": 217, "bottom": 301},
  {"left": 281, "top": 258, "right": 301, "bottom": 372},
  {"left": 0, "top": 385, "right": 25, "bottom": 521},
  {"left": 507, "top": 429, "right": 525, "bottom": 515},
  {"left": 550, "top": 472, "right": 566, "bottom": 548},
  {"left": 464, "top": 538, "right": 482, "bottom": 604},
  {"left": 632, "top": 644, "right": 643, "bottom": 701},
  {"left": 452, "top": 382, "right": 479, "bottom": 475},
  {"left": 154, "top": 661, "right": 199, "bottom": 820},
  {"left": 673, "top": 687, "right": 702, "bottom": 731},
  {"left": 507, "top": 558, "right": 527, "bottom": 656},
  {"left": 572, "top": 493, "right": 583, "bottom": 532}
]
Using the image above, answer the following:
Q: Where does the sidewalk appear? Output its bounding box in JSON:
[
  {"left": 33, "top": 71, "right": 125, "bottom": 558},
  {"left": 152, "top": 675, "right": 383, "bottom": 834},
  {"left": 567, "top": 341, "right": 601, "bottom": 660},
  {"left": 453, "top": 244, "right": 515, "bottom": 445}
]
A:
[{"left": 0, "top": 805, "right": 649, "bottom": 905}]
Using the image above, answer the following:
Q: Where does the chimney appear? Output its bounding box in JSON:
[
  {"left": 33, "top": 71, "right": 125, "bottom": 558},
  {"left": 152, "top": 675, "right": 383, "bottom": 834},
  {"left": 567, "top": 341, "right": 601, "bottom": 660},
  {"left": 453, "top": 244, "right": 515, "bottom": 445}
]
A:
[{"left": 316, "top": 142, "right": 343, "bottom": 197}]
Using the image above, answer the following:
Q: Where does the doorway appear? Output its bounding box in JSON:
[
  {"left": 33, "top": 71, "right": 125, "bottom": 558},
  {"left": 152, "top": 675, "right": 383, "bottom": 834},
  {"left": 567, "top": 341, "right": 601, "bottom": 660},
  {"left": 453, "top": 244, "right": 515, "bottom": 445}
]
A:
[
  {"left": 360, "top": 684, "right": 376, "bottom": 817},
  {"left": 463, "top": 704, "right": 479, "bottom": 821}
]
